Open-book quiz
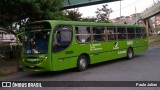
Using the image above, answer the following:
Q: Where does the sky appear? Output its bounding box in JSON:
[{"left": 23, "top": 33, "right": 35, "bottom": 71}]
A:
[{"left": 78, "top": 0, "right": 159, "bottom": 19}]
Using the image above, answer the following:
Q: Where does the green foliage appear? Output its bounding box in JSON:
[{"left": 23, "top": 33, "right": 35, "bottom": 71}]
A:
[
  {"left": 0, "top": 0, "right": 69, "bottom": 34},
  {"left": 95, "top": 4, "right": 112, "bottom": 22},
  {"left": 81, "top": 17, "right": 97, "bottom": 22},
  {"left": 0, "top": 0, "right": 65, "bottom": 28},
  {"left": 148, "top": 35, "right": 160, "bottom": 40},
  {"left": 0, "top": 72, "right": 5, "bottom": 77},
  {"left": 0, "top": 21, "right": 10, "bottom": 27},
  {"left": 64, "top": 9, "right": 82, "bottom": 21}
]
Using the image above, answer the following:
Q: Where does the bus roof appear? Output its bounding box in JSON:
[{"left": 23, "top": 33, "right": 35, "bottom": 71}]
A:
[{"left": 30, "top": 20, "right": 145, "bottom": 28}]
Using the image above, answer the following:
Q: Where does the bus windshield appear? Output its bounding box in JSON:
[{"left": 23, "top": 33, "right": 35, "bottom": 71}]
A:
[
  {"left": 23, "top": 22, "right": 51, "bottom": 54},
  {"left": 23, "top": 30, "right": 50, "bottom": 54}
]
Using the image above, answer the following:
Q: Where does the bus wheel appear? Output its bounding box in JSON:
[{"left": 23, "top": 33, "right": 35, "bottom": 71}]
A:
[
  {"left": 77, "top": 55, "right": 88, "bottom": 71},
  {"left": 127, "top": 48, "right": 134, "bottom": 60}
]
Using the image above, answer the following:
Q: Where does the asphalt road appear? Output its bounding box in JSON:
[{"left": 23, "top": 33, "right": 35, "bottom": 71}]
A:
[{"left": 0, "top": 48, "right": 160, "bottom": 90}]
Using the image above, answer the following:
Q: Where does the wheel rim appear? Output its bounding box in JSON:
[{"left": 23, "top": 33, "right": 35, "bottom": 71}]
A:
[
  {"left": 80, "top": 58, "right": 86, "bottom": 69},
  {"left": 128, "top": 49, "right": 133, "bottom": 58}
]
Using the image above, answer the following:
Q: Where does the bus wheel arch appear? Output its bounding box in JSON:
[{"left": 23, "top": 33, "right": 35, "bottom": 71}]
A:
[
  {"left": 127, "top": 47, "right": 134, "bottom": 60},
  {"left": 77, "top": 53, "right": 90, "bottom": 71}
]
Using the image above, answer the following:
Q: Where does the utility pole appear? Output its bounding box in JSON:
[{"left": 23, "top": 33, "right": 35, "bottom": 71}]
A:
[
  {"left": 134, "top": 4, "right": 137, "bottom": 24},
  {"left": 120, "top": 0, "right": 121, "bottom": 23},
  {"left": 120, "top": 0, "right": 121, "bottom": 17}
]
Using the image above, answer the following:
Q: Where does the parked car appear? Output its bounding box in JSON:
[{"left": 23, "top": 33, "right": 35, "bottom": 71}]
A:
[{"left": 0, "top": 30, "right": 16, "bottom": 44}]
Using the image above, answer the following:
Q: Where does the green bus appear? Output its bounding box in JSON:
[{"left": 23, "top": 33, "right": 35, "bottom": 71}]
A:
[{"left": 20, "top": 20, "right": 148, "bottom": 71}]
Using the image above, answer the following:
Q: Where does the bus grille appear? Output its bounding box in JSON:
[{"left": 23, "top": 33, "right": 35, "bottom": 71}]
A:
[{"left": 25, "top": 59, "right": 43, "bottom": 64}]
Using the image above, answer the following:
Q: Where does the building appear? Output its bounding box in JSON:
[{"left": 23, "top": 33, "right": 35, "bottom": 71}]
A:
[
  {"left": 0, "top": 27, "right": 16, "bottom": 45},
  {"left": 110, "top": 13, "right": 141, "bottom": 24}
]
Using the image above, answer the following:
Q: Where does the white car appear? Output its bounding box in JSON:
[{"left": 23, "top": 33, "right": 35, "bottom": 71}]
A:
[{"left": 0, "top": 30, "right": 16, "bottom": 43}]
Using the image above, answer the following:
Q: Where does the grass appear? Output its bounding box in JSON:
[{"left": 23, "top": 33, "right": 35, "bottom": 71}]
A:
[
  {"left": 148, "top": 35, "right": 160, "bottom": 48},
  {"left": 0, "top": 72, "right": 5, "bottom": 77},
  {"left": 148, "top": 35, "right": 160, "bottom": 41}
]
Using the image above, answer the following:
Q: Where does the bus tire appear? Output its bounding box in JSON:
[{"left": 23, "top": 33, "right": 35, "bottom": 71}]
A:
[
  {"left": 127, "top": 48, "right": 134, "bottom": 60},
  {"left": 77, "top": 55, "right": 88, "bottom": 71}
]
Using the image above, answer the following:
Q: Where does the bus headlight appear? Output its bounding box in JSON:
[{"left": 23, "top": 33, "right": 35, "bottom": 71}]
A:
[{"left": 44, "top": 56, "right": 48, "bottom": 61}]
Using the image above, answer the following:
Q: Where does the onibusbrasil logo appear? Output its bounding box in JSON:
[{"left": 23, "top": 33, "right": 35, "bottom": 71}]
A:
[{"left": 1, "top": 82, "right": 42, "bottom": 87}]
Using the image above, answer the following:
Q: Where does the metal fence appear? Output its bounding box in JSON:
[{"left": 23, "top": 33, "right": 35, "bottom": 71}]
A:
[{"left": 0, "top": 43, "right": 22, "bottom": 62}]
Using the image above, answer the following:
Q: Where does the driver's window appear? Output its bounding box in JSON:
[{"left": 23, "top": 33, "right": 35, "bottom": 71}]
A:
[{"left": 52, "top": 25, "right": 73, "bottom": 53}]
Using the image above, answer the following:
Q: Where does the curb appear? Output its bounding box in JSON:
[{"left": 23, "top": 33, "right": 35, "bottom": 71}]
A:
[
  {"left": 149, "top": 39, "right": 160, "bottom": 43},
  {"left": 149, "top": 39, "right": 160, "bottom": 49}
]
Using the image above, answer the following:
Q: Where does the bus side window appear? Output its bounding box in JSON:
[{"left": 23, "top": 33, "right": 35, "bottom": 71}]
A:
[
  {"left": 107, "top": 27, "right": 117, "bottom": 40},
  {"left": 75, "top": 27, "right": 81, "bottom": 42},
  {"left": 92, "top": 26, "right": 106, "bottom": 42},
  {"left": 117, "top": 27, "right": 127, "bottom": 40},
  {"left": 52, "top": 25, "right": 73, "bottom": 53},
  {"left": 142, "top": 28, "right": 147, "bottom": 38},
  {"left": 136, "top": 27, "right": 143, "bottom": 38},
  {"left": 75, "top": 26, "right": 91, "bottom": 43},
  {"left": 127, "top": 27, "right": 135, "bottom": 39}
]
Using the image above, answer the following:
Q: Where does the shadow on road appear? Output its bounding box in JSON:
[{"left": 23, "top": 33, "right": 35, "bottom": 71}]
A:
[
  {"left": 88, "top": 54, "right": 144, "bottom": 69},
  {"left": 26, "top": 69, "right": 76, "bottom": 78}
]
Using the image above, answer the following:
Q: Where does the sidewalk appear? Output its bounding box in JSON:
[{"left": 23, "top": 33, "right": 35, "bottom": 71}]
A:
[
  {"left": 149, "top": 39, "right": 160, "bottom": 49},
  {"left": 148, "top": 39, "right": 160, "bottom": 43},
  {"left": 0, "top": 59, "right": 21, "bottom": 76}
]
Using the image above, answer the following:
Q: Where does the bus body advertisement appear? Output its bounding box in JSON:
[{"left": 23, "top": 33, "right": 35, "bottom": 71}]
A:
[{"left": 19, "top": 20, "right": 148, "bottom": 71}]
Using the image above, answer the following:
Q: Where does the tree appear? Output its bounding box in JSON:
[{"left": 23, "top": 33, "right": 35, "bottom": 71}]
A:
[
  {"left": 0, "top": 0, "right": 65, "bottom": 33},
  {"left": 64, "top": 9, "right": 82, "bottom": 21},
  {"left": 95, "top": 4, "right": 112, "bottom": 22},
  {"left": 81, "top": 17, "right": 97, "bottom": 22}
]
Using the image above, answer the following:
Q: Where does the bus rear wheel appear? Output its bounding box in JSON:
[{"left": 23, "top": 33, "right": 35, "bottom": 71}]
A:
[
  {"left": 127, "top": 48, "right": 134, "bottom": 60},
  {"left": 77, "top": 55, "right": 88, "bottom": 71}
]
